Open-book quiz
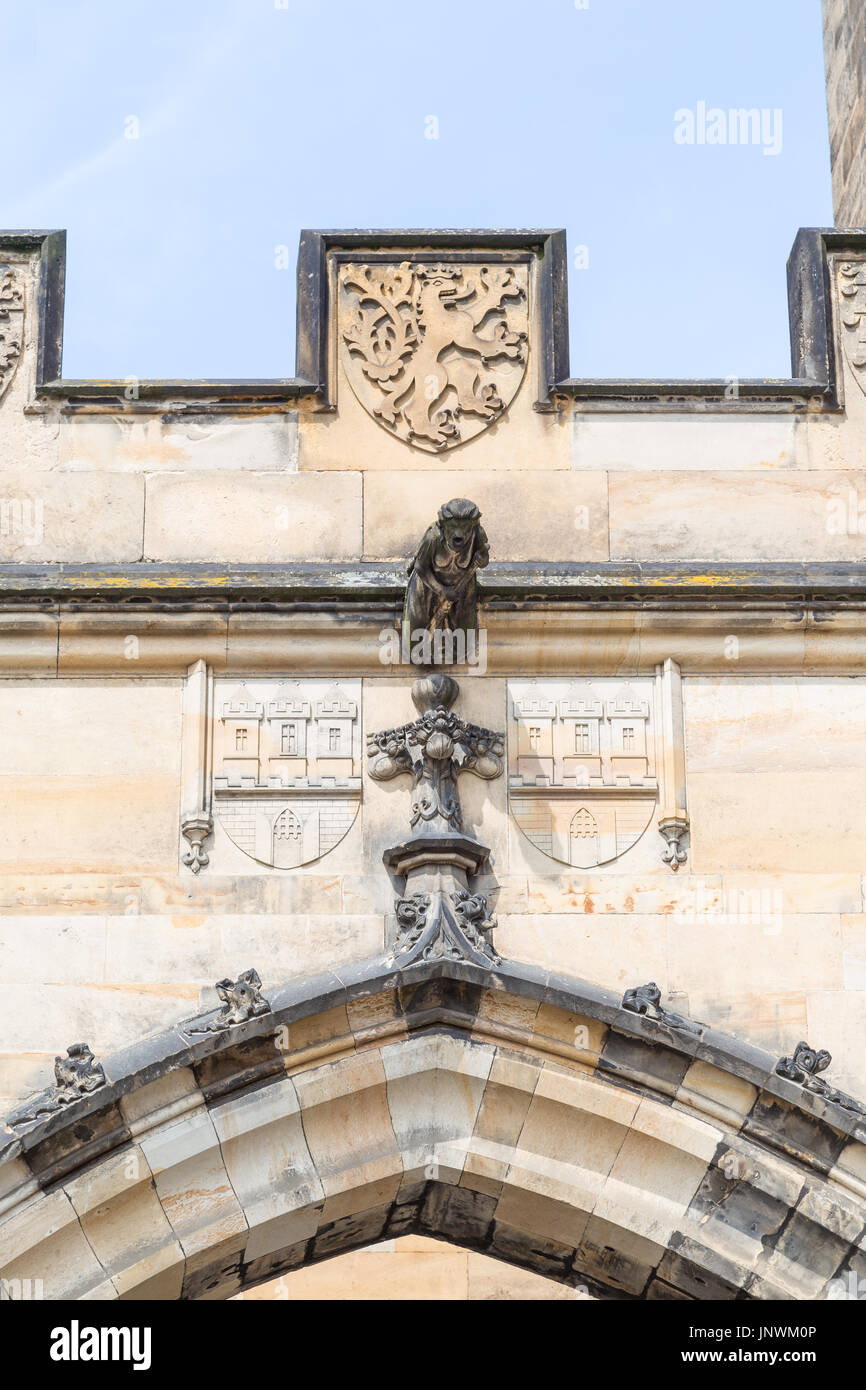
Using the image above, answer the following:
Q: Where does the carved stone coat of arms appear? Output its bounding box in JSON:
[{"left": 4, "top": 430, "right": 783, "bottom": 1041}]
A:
[
  {"left": 0, "top": 266, "right": 24, "bottom": 404},
  {"left": 338, "top": 260, "right": 528, "bottom": 451},
  {"left": 508, "top": 679, "right": 660, "bottom": 869},
  {"left": 212, "top": 679, "right": 361, "bottom": 869}
]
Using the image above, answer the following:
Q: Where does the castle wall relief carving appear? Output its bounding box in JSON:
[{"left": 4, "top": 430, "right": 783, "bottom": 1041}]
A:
[
  {"left": 180, "top": 666, "right": 362, "bottom": 871},
  {"left": 507, "top": 661, "right": 688, "bottom": 870}
]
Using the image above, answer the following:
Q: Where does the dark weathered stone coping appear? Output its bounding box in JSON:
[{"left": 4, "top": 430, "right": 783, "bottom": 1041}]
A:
[
  {"left": 1, "top": 560, "right": 866, "bottom": 606},
  {"left": 2, "top": 953, "right": 862, "bottom": 1179}
]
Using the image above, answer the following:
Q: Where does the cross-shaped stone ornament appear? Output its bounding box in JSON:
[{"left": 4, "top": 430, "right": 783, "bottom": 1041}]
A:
[{"left": 367, "top": 675, "right": 504, "bottom": 967}]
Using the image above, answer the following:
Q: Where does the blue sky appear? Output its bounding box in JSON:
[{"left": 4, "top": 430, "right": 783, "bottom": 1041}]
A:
[{"left": 2, "top": 0, "right": 832, "bottom": 380}]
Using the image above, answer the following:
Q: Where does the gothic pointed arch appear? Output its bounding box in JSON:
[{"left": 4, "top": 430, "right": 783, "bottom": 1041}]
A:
[{"left": 2, "top": 956, "right": 864, "bottom": 1302}]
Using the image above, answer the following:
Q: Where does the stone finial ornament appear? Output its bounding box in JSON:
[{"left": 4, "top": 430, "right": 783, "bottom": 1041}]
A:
[
  {"left": 10, "top": 1043, "right": 106, "bottom": 1128},
  {"left": 621, "top": 982, "right": 700, "bottom": 1037},
  {"left": 776, "top": 1040, "right": 865, "bottom": 1115},
  {"left": 186, "top": 969, "right": 271, "bottom": 1034},
  {"left": 404, "top": 498, "right": 489, "bottom": 639},
  {"left": 367, "top": 674, "right": 503, "bottom": 837},
  {"left": 369, "top": 675, "right": 504, "bottom": 968}
]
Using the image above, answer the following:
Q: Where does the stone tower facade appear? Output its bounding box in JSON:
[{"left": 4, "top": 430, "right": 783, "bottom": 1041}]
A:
[
  {"left": 3, "top": 227, "right": 866, "bottom": 1304},
  {"left": 824, "top": 0, "right": 866, "bottom": 224}
]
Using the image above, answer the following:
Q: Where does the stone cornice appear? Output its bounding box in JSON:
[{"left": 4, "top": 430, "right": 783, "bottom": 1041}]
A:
[
  {"left": 1, "top": 559, "right": 866, "bottom": 604},
  {"left": 3, "top": 570, "right": 866, "bottom": 674}
]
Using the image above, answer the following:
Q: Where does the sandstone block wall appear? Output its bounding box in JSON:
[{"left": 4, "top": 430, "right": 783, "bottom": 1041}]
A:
[{"left": 824, "top": 0, "right": 866, "bottom": 226}]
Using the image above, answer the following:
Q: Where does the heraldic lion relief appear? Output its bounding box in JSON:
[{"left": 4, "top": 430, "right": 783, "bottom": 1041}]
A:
[{"left": 338, "top": 260, "right": 528, "bottom": 450}]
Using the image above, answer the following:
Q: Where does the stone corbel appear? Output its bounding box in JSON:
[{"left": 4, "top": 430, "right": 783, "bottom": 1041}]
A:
[
  {"left": 655, "top": 658, "right": 689, "bottom": 870},
  {"left": 180, "top": 659, "right": 214, "bottom": 873}
]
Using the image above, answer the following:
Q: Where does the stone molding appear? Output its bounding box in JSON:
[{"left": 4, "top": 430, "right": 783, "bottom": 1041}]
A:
[
  {"left": 180, "top": 659, "right": 214, "bottom": 873},
  {"left": 4, "top": 599, "right": 866, "bottom": 676},
  {"left": 4, "top": 558, "right": 866, "bottom": 603}
]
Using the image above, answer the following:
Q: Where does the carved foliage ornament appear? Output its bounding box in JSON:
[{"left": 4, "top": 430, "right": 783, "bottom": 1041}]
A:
[
  {"left": 339, "top": 260, "right": 528, "bottom": 451},
  {"left": 776, "top": 1040, "right": 865, "bottom": 1116},
  {"left": 186, "top": 969, "right": 271, "bottom": 1034},
  {"left": 0, "top": 266, "right": 24, "bottom": 403},
  {"left": 839, "top": 261, "right": 866, "bottom": 394},
  {"left": 367, "top": 675, "right": 503, "bottom": 834},
  {"left": 10, "top": 1043, "right": 106, "bottom": 1128},
  {"left": 392, "top": 889, "right": 499, "bottom": 967}
]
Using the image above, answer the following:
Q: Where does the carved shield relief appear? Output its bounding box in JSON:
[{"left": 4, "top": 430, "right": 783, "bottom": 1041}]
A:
[
  {"left": 508, "top": 679, "right": 660, "bottom": 869},
  {"left": 0, "top": 266, "right": 24, "bottom": 404},
  {"left": 338, "top": 260, "right": 529, "bottom": 451},
  {"left": 839, "top": 260, "right": 866, "bottom": 394},
  {"left": 213, "top": 679, "right": 361, "bottom": 868}
]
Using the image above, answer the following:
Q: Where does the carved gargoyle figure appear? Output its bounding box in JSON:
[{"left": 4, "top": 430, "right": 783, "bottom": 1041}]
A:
[
  {"left": 10, "top": 1043, "right": 106, "bottom": 1127},
  {"left": 187, "top": 969, "right": 270, "bottom": 1034},
  {"left": 621, "top": 982, "right": 700, "bottom": 1036},
  {"left": 404, "top": 498, "right": 489, "bottom": 639},
  {"left": 775, "top": 1040, "right": 864, "bottom": 1114}
]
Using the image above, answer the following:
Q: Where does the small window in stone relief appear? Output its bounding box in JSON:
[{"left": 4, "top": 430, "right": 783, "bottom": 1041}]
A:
[
  {"left": 529, "top": 726, "right": 542, "bottom": 751},
  {"left": 281, "top": 724, "right": 296, "bottom": 754},
  {"left": 622, "top": 726, "right": 635, "bottom": 751},
  {"left": 571, "top": 807, "right": 598, "bottom": 839},
  {"left": 274, "top": 808, "right": 302, "bottom": 841},
  {"left": 575, "top": 722, "right": 591, "bottom": 752},
  {"left": 328, "top": 727, "right": 340, "bottom": 752},
  {"left": 235, "top": 728, "right": 248, "bottom": 751}
]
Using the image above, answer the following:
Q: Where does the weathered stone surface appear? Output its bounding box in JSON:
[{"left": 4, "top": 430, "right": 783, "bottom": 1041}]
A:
[
  {"left": 0, "top": 472, "right": 144, "bottom": 562},
  {"left": 363, "top": 469, "right": 608, "bottom": 562},
  {"left": 144, "top": 472, "right": 362, "bottom": 561}
]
